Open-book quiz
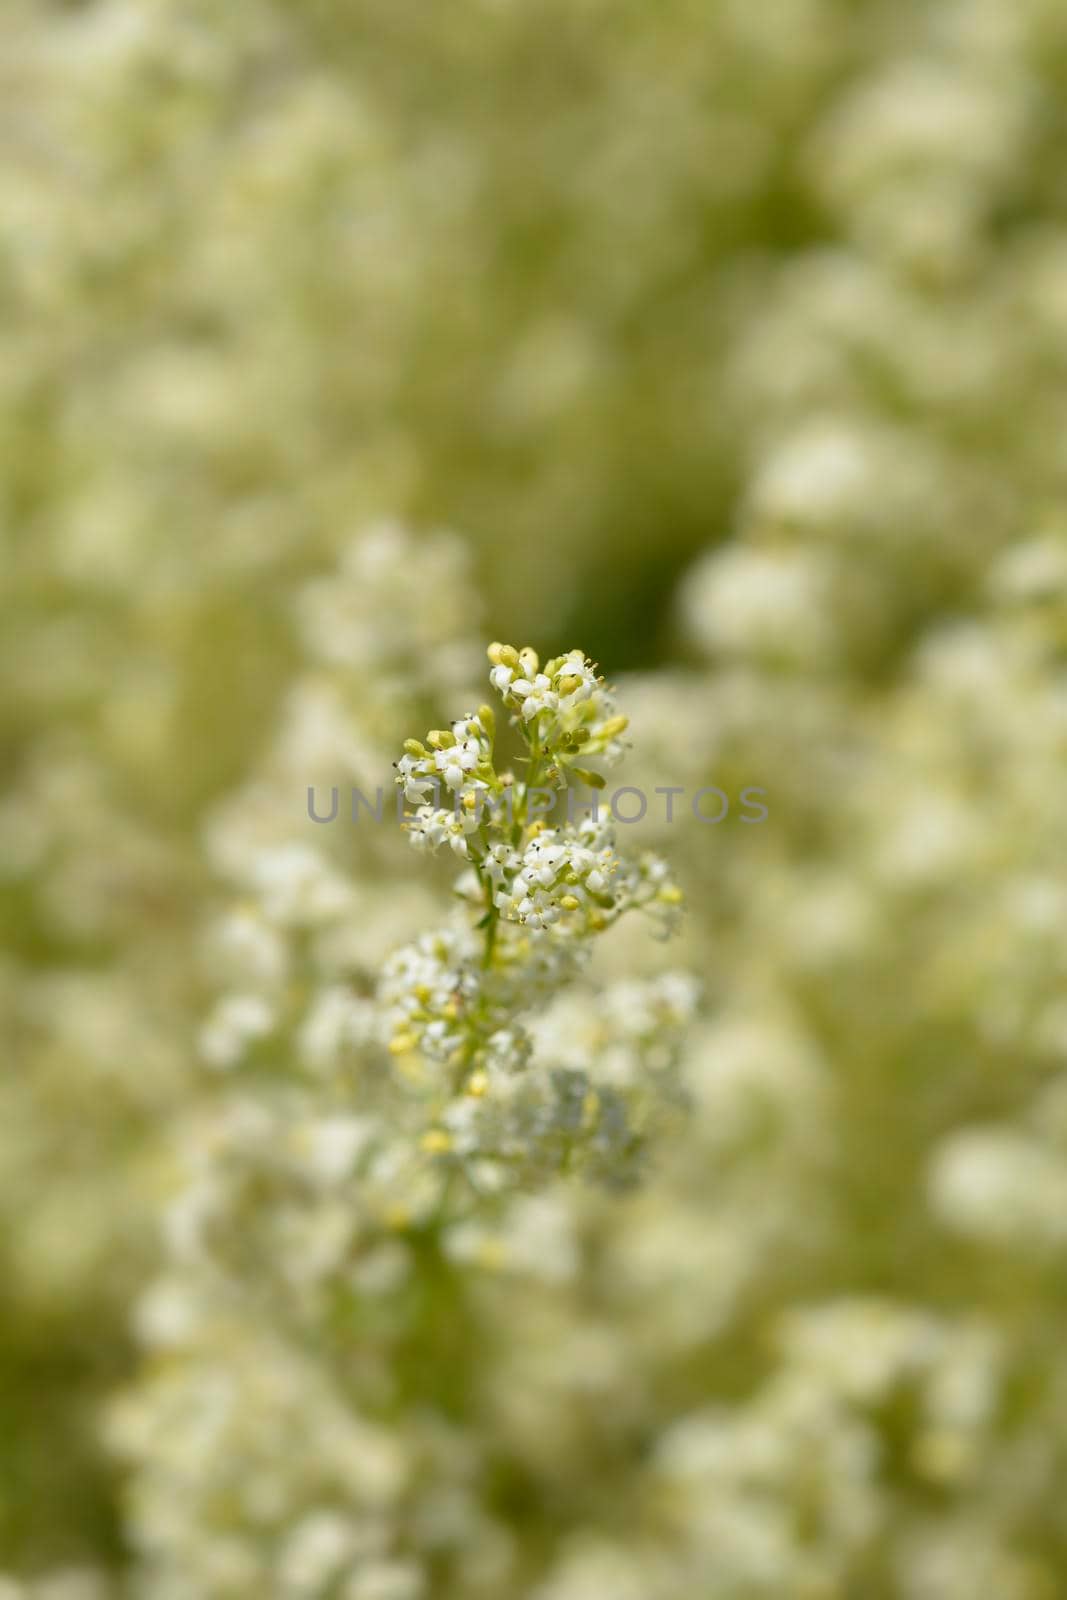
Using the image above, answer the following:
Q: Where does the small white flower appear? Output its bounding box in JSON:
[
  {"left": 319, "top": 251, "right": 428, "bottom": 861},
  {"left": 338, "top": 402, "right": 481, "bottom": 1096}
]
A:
[
  {"left": 434, "top": 740, "right": 479, "bottom": 791},
  {"left": 485, "top": 842, "right": 520, "bottom": 886},
  {"left": 445, "top": 810, "right": 481, "bottom": 858},
  {"left": 397, "top": 754, "right": 436, "bottom": 804},
  {"left": 513, "top": 673, "right": 559, "bottom": 721}
]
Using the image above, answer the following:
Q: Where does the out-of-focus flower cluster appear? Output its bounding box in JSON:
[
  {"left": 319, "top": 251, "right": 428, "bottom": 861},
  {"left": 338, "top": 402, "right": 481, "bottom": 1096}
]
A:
[{"left": 5, "top": 0, "right": 1067, "bottom": 1592}]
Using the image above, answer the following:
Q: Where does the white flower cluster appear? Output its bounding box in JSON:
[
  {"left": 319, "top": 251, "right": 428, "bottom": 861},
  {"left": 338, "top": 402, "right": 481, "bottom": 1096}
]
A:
[
  {"left": 396, "top": 712, "right": 495, "bottom": 806},
  {"left": 377, "top": 646, "right": 687, "bottom": 1182},
  {"left": 111, "top": 639, "right": 694, "bottom": 1596},
  {"left": 487, "top": 645, "right": 630, "bottom": 768},
  {"left": 393, "top": 648, "right": 681, "bottom": 943},
  {"left": 494, "top": 821, "right": 618, "bottom": 931},
  {"left": 394, "top": 710, "right": 498, "bottom": 859},
  {"left": 491, "top": 821, "right": 683, "bottom": 941}
]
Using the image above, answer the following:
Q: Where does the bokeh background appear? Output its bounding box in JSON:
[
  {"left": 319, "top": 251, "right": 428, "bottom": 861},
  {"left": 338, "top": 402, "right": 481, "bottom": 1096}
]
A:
[{"left": 4, "top": 0, "right": 1067, "bottom": 1593}]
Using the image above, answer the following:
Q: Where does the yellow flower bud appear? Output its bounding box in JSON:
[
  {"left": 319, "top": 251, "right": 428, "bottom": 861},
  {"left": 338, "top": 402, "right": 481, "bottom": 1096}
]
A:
[
  {"left": 477, "top": 703, "right": 496, "bottom": 735},
  {"left": 557, "top": 674, "right": 581, "bottom": 696},
  {"left": 488, "top": 642, "right": 520, "bottom": 668},
  {"left": 658, "top": 884, "right": 684, "bottom": 906},
  {"left": 427, "top": 728, "right": 455, "bottom": 749},
  {"left": 403, "top": 738, "right": 427, "bottom": 758},
  {"left": 466, "top": 1071, "right": 489, "bottom": 1098},
  {"left": 519, "top": 646, "right": 539, "bottom": 676},
  {"left": 599, "top": 715, "right": 629, "bottom": 739},
  {"left": 560, "top": 894, "right": 580, "bottom": 911}
]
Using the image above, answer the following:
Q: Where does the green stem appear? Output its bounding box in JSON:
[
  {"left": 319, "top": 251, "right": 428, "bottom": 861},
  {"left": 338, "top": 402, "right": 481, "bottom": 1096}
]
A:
[
  {"left": 482, "top": 899, "right": 498, "bottom": 970},
  {"left": 512, "top": 723, "right": 543, "bottom": 846}
]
